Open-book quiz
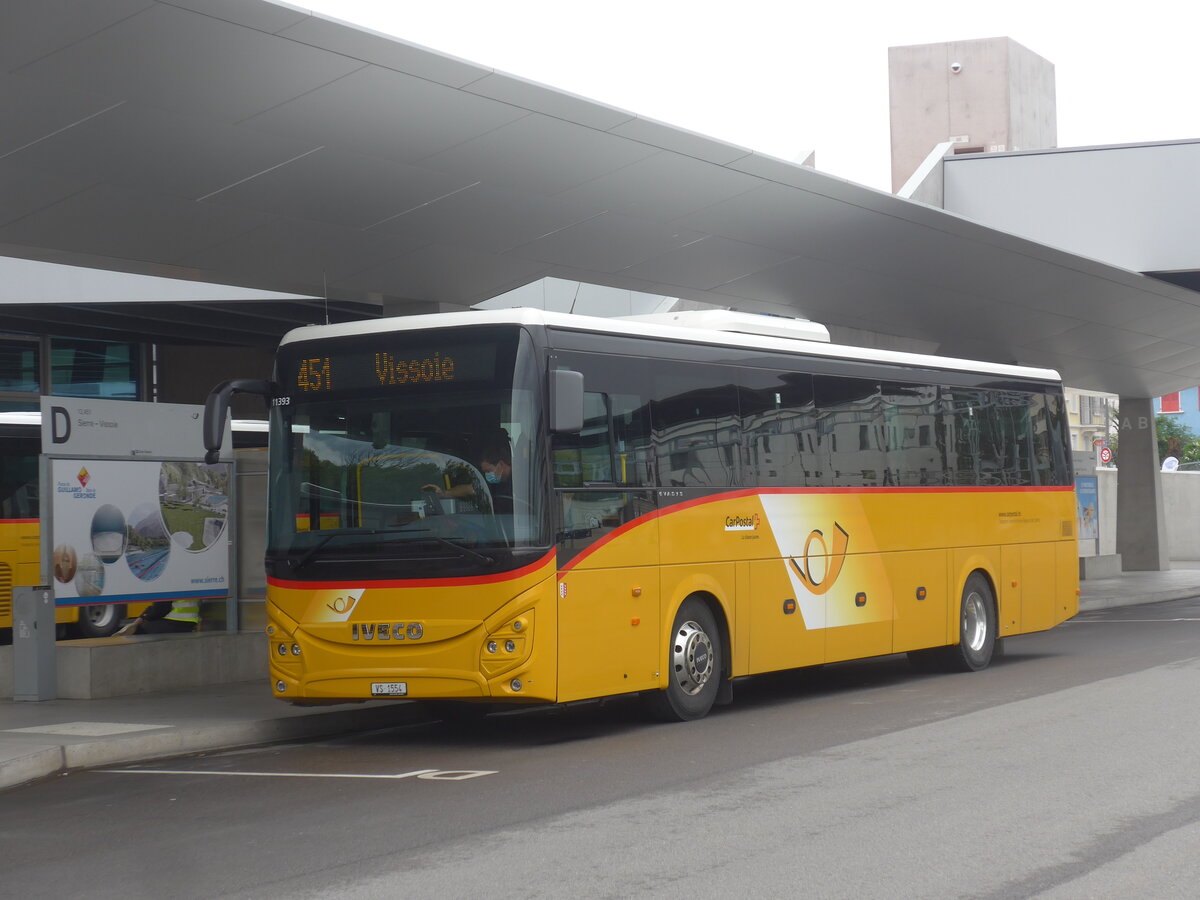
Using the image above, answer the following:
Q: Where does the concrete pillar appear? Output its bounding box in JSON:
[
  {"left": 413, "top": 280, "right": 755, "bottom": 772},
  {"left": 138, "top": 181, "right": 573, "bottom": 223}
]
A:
[{"left": 1116, "top": 396, "right": 1169, "bottom": 571}]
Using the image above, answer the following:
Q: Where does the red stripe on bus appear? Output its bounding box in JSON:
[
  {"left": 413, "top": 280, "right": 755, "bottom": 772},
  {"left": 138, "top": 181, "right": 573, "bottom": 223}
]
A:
[
  {"left": 558, "top": 484, "right": 1073, "bottom": 572},
  {"left": 267, "top": 548, "right": 556, "bottom": 591}
]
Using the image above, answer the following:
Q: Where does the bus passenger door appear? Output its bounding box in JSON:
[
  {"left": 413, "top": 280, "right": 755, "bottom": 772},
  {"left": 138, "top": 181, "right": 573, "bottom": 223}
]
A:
[{"left": 556, "top": 490, "right": 660, "bottom": 702}]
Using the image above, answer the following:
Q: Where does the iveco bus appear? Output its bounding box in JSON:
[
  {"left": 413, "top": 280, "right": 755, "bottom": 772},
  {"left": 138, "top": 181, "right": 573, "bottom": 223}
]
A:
[{"left": 204, "top": 309, "right": 1078, "bottom": 720}]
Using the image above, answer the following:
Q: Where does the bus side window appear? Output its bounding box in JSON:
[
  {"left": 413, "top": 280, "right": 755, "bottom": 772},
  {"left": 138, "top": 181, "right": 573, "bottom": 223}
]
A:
[
  {"left": 609, "top": 392, "right": 653, "bottom": 486},
  {"left": 650, "top": 362, "right": 740, "bottom": 488},
  {"left": 0, "top": 438, "right": 39, "bottom": 518},
  {"left": 551, "top": 353, "right": 653, "bottom": 489},
  {"left": 738, "top": 370, "right": 817, "bottom": 487},
  {"left": 881, "top": 381, "right": 945, "bottom": 486},
  {"left": 553, "top": 392, "right": 611, "bottom": 487},
  {"left": 815, "top": 375, "right": 884, "bottom": 487},
  {"left": 1034, "top": 391, "right": 1072, "bottom": 485}
]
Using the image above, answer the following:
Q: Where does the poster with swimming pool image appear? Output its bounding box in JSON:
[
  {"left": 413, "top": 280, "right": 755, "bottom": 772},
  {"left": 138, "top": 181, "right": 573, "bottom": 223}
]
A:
[{"left": 50, "top": 458, "right": 231, "bottom": 606}]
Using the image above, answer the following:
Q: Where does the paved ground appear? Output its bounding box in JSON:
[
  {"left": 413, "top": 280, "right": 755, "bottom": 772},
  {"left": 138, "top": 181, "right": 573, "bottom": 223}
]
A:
[{"left": 4, "top": 563, "right": 1200, "bottom": 792}]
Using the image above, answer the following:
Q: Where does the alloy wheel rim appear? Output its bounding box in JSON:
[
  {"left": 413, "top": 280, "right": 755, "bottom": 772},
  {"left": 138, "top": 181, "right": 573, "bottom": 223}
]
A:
[
  {"left": 671, "top": 619, "right": 714, "bottom": 695},
  {"left": 963, "top": 591, "right": 988, "bottom": 652}
]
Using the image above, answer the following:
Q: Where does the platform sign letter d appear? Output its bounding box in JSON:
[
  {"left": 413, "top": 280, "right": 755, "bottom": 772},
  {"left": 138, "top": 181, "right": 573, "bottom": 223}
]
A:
[{"left": 50, "top": 406, "right": 71, "bottom": 444}]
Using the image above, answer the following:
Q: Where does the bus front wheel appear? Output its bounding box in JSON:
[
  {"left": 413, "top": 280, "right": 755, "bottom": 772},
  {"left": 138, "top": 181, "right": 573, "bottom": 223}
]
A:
[
  {"left": 644, "top": 598, "right": 722, "bottom": 722},
  {"left": 73, "top": 603, "right": 125, "bottom": 638},
  {"left": 950, "top": 574, "right": 996, "bottom": 671}
]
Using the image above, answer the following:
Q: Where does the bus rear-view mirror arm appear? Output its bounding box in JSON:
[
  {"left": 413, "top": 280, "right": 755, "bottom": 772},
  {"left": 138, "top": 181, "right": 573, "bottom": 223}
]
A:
[
  {"left": 204, "top": 379, "right": 274, "bottom": 464},
  {"left": 550, "top": 369, "right": 584, "bottom": 434}
]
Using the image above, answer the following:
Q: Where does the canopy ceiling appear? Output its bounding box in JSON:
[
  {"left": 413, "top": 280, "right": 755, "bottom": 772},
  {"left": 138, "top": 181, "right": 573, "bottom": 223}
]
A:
[{"left": 3, "top": 0, "right": 1199, "bottom": 396}]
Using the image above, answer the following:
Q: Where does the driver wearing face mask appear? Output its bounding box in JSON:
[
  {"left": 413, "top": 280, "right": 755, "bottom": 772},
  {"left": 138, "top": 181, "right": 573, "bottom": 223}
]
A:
[
  {"left": 423, "top": 438, "right": 512, "bottom": 515},
  {"left": 476, "top": 442, "right": 513, "bottom": 515}
]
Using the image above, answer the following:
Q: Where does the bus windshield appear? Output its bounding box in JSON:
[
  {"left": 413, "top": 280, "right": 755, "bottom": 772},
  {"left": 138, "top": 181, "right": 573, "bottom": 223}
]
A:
[{"left": 267, "top": 327, "right": 547, "bottom": 576}]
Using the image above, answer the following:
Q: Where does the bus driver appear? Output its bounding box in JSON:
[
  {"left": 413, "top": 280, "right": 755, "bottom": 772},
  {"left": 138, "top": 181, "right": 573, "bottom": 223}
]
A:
[{"left": 423, "top": 437, "right": 512, "bottom": 515}]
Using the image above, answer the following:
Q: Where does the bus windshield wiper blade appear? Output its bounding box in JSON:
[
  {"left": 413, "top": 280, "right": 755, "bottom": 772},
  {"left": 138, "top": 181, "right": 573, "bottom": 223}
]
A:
[
  {"left": 405, "top": 530, "right": 496, "bottom": 566},
  {"left": 290, "top": 532, "right": 338, "bottom": 569},
  {"left": 289, "top": 527, "right": 494, "bottom": 569},
  {"left": 288, "top": 526, "right": 428, "bottom": 569}
]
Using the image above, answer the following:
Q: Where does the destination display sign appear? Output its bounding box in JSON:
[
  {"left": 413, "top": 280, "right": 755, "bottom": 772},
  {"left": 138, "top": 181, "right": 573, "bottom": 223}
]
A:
[{"left": 282, "top": 340, "right": 499, "bottom": 397}]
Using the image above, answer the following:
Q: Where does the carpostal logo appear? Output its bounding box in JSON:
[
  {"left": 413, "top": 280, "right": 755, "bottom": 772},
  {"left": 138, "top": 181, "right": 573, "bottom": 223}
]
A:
[{"left": 724, "top": 513, "right": 760, "bottom": 532}]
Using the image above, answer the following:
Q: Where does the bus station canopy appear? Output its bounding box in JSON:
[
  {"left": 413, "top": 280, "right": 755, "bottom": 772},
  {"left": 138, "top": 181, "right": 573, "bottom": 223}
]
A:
[{"left": 3, "top": 0, "right": 1200, "bottom": 397}]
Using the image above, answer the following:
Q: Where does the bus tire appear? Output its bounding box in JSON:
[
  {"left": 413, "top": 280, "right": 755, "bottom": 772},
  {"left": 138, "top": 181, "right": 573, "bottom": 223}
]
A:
[
  {"left": 950, "top": 573, "right": 996, "bottom": 671},
  {"left": 73, "top": 603, "right": 126, "bottom": 638},
  {"left": 644, "top": 598, "right": 722, "bottom": 722}
]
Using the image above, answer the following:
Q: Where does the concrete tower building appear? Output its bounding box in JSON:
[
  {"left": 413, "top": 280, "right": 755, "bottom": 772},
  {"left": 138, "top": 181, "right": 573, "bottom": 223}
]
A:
[{"left": 888, "top": 37, "right": 1057, "bottom": 192}]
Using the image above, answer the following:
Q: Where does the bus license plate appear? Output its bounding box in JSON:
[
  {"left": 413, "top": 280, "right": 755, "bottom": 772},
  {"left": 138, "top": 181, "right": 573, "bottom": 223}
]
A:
[{"left": 371, "top": 682, "right": 408, "bottom": 696}]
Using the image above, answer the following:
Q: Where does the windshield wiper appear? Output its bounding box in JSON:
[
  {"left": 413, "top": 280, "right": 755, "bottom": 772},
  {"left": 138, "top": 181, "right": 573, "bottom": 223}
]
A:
[
  {"left": 288, "top": 526, "right": 494, "bottom": 569},
  {"left": 288, "top": 526, "right": 422, "bottom": 570},
  {"left": 404, "top": 530, "right": 496, "bottom": 566}
]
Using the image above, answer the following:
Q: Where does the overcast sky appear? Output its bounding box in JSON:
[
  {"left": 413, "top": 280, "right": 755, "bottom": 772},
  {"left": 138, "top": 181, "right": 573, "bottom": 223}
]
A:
[{"left": 301, "top": 0, "right": 1200, "bottom": 191}]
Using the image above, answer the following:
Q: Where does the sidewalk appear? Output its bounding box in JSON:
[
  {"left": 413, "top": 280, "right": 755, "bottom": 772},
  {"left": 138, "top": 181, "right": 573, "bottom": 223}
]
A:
[{"left": 5, "top": 564, "right": 1200, "bottom": 792}]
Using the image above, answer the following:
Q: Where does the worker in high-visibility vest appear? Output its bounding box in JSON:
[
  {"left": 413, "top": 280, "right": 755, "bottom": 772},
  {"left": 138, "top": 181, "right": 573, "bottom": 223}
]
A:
[{"left": 131, "top": 597, "right": 200, "bottom": 634}]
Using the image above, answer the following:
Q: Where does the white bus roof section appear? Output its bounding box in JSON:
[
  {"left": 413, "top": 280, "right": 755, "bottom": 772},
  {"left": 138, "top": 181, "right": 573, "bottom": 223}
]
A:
[
  {"left": 279, "top": 307, "right": 1064, "bottom": 384},
  {"left": 2, "top": 1, "right": 1199, "bottom": 397}
]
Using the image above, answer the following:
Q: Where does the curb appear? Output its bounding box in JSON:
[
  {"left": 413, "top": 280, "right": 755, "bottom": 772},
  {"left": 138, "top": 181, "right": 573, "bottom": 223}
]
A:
[
  {"left": 1078, "top": 587, "right": 1200, "bottom": 613},
  {"left": 2, "top": 702, "right": 425, "bottom": 792}
]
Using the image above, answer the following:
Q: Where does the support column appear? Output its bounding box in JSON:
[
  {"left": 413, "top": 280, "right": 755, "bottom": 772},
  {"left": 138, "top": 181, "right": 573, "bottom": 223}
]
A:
[{"left": 1116, "top": 396, "right": 1169, "bottom": 571}]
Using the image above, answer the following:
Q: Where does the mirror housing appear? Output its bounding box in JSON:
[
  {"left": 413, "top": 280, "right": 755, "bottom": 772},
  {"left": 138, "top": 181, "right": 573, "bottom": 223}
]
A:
[
  {"left": 549, "top": 369, "right": 584, "bottom": 434},
  {"left": 203, "top": 379, "right": 273, "bottom": 463}
]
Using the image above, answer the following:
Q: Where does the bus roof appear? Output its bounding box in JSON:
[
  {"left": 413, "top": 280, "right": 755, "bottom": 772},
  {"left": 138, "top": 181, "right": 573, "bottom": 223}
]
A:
[{"left": 279, "top": 308, "right": 1063, "bottom": 385}]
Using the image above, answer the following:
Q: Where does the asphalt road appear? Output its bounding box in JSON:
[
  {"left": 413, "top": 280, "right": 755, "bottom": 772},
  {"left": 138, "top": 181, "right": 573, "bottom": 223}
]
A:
[{"left": 4, "top": 598, "right": 1200, "bottom": 899}]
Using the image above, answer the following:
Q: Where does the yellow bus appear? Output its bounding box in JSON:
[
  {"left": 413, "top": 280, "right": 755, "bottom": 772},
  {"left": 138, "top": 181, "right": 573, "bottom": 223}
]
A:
[
  {"left": 205, "top": 309, "right": 1078, "bottom": 721},
  {"left": 0, "top": 413, "right": 132, "bottom": 637}
]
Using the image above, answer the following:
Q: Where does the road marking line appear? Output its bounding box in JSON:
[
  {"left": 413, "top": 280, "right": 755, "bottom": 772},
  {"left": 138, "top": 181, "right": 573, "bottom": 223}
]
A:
[
  {"left": 5, "top": 722, "right": 168, "bottom": 737},
  {"left": 99, "top": 768, "right": 497, "bottom": 780}
]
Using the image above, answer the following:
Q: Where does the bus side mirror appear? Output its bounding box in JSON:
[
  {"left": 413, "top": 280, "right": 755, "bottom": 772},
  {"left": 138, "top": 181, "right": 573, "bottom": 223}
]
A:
[
  {"left": 204, "top": 379, "right": 273, "bottom": 464},
  {"left": 550, "top": 369, "right": 584, "bottom": 434}
]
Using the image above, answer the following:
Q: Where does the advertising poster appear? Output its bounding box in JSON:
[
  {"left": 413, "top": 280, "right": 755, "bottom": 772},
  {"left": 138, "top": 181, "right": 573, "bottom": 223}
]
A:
[
  {"left": 1075, "top": 476, "right": 1099, "bottom": 542},
  {"left": 50, "top": 457, "right": 231, "bottom": 607}
]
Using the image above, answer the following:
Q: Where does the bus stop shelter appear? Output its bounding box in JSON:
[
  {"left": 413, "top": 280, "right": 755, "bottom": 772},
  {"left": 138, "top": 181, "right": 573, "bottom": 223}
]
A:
[{"left": 2, "top": 0, "right": 1198, "bottom": 568}]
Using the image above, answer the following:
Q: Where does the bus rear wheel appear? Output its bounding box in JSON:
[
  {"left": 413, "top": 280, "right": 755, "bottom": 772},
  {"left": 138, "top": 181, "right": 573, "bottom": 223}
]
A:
[
  {"left": 644, "top": 598, "right": 722, "bottom": 722},
  {"left": 949, "top": 573, "right": 996, "bottom": 671}
]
